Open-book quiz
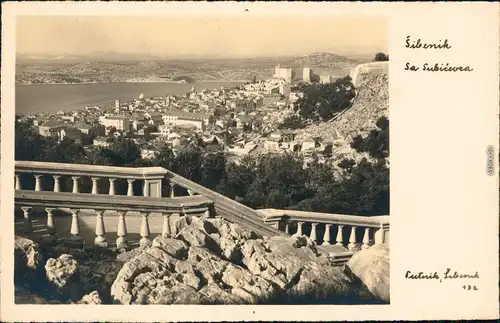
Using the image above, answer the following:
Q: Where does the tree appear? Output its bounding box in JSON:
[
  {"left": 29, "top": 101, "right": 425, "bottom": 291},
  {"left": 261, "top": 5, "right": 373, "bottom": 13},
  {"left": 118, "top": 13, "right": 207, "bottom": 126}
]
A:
[
  {"left": 374, "top": 52, "right": 389, "bottom": 62},
  {"left": 200, "top": 152, "right": 227, "bottom": 190},
  {"left": 350, "top": 116, "right": 389, "bottom": 160},
  {"left": 296, "top": 76, "right": 355, "bottom": 122},
  {"left": 15, "top": 118, "right": 50, "bottom": 161},
  {"left": 279, "top": 115, "right": 306, "bottom": 130},
  {"left": 95, "top": 138, "right": 141, "bottom": 166},
  {"left": 44, "top": 137, "right": 87, "bottom": 164}
]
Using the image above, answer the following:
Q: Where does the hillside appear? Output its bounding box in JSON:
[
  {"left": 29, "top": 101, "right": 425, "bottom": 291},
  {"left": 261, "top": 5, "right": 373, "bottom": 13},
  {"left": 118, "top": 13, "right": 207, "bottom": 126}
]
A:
[
  {"left": 295, "top": 71, "right": 389, "bottom": 167},
  {"left": 15, "top": 52, "right": 364, "bottom": 84},
  {"left": 283, "top": 52, "right": 360, "bottom": 76}
]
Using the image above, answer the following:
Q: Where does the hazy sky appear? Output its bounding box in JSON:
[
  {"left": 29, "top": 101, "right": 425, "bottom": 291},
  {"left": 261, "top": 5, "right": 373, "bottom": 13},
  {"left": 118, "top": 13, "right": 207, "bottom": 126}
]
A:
[{"left": 17, "top": 16, "right": 388, "bottom": 58}]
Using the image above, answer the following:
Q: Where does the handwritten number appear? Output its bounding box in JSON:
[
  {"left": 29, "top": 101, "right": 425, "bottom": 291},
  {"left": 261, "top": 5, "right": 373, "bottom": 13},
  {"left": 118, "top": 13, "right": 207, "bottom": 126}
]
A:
[{"left": 462, "top": 285, "right": 478, "bottom": 291}]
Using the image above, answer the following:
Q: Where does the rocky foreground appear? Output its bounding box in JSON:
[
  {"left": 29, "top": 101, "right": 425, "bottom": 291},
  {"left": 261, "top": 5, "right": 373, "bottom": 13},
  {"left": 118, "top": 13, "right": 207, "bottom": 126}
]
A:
[{"left": 15, "top": 215, "right": 389, "bottom": 304}]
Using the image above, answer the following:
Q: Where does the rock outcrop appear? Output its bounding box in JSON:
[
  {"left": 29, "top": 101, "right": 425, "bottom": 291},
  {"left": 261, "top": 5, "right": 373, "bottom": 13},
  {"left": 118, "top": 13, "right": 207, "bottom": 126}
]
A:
[
  {"left": 111, "top": 216, "right": 378, "bottom": 304},
  {"left": 45, "top": 254, "right": 84, "bottom": 300},
  {"left": 14, "top": 236, "right": 44, "bottom": 283},
  {"left": 345, "top": 244, "right": 390, "bottom": 303}
]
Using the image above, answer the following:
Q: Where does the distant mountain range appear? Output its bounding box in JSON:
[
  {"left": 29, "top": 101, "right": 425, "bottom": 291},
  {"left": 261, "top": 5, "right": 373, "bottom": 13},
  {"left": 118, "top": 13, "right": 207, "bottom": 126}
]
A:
[{"left": 16, "top": 51, "right": 374, "bottom": 84}]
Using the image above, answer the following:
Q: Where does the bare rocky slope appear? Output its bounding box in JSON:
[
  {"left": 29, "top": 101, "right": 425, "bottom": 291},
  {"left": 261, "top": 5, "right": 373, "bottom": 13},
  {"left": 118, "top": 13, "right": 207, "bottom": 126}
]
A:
[
  {"left": 14, "top": 215, "right": 389, "bottom": 305},
  {"left": 295, "top": 72, "right": 389, "bottom": 168}
]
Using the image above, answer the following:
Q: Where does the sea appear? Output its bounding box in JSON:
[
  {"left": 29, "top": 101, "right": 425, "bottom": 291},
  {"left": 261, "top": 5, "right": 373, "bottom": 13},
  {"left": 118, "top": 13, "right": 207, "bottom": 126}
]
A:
[{"left": 15, "top": 81, "right": 246, "bottom": 115}]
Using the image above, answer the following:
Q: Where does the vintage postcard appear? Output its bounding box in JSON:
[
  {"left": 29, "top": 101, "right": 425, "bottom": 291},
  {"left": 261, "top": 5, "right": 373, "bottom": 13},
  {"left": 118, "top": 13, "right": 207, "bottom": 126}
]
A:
[{"left": 1, "top": 1, "right": 498, "bottom": 321}]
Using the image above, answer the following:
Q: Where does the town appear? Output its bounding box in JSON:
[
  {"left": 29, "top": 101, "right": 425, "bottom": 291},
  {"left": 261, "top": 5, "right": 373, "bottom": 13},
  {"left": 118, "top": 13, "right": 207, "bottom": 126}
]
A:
[{"left": 20, "top": 66, "right": 342, "bottom": 166}]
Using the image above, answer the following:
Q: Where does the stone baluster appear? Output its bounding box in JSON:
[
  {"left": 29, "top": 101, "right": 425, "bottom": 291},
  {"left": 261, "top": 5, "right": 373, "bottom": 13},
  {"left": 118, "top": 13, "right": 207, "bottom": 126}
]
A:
[
  {"left": 162, "top": 213, "right": 171, "bottom": 237},
  {"left": 187, "top": 189, "right": 194, "bottom": 196},
  {"left": 69, "top": 209, "right": 82, "bottom": 242},
  {"left": 285, "top": 222, "right": 290, "bottom": 235},
  {"left": 116, "top": 211, "right": 128, "bottom": 249},
  {"left": 348, "top": 226, "right": 358, "bottom": 251},
  {"left": 15, "top": 174, "right": 22, "bottom": 190},
  {"left": 34, "top": 175, "right": 42, "bottom": 191},
  {"left": 362, "top": 227, "right": 371, "bottom": 249},
  {"left": 322, "top": 223, "right": 332, "bottom": 245},
  {"left": 72, "top": 177, "right": 80, "bottom": 193},
  {"left": 21, "top": 207, "right": 32, "bottom": 234},
  {"left": 335, "top": 225, "right": 344, "bottom": 246},
  {"left": 53, "top": 175, "right": 61, "bottom": 192},
  {"left": 108, "top": 178, "right": 116, "bottom": 195},
  {"left": 127, "top": 179, "right": 135, "bottom": 196},
  {"left": 45, "top": 208, "right": 57, "bottom": 243},
  {"left": 203, "top": 207, "right": 211, "bottom": 219},
  {"left": 91, "top": 177, "right": 99, "bottom": 194},
  {"left": 310, "top": 223, "right": 318, "bottom": 242},
  {"left": 139, "top": 213, "right": 151, "bottom": 247},
  {"left": 94, "top": 210, "right": 107, "bottom": 247},
  {"left": 169, "top": 183, "right": 175, "bottom": 198},
  {"left": 294, "top": 221, "right": 304, "bottom": 237}
]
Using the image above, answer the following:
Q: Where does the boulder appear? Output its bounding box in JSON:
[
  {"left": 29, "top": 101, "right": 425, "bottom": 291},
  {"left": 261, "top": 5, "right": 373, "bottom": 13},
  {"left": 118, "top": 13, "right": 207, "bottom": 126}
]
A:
[
  {"left": 14, "top": 236, "right": 44, "bottom": 283},
  {"left": 110, "top": 217, "right": 379, "bottom": 304},
  {"left": 78, "top": 291, "right": 102, "bottom": 304},
  {"left": 45, "top": 254, "right": 83, "bottom": 300},
  {"left": 345, "top": 244, "right": 390, "bottom": 303}
]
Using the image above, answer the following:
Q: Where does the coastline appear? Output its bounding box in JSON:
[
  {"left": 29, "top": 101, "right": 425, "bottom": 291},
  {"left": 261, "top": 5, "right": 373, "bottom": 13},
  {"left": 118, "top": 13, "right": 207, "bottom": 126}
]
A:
[{"left": 16, "top": 79, "right": 250, "bottom": 86}]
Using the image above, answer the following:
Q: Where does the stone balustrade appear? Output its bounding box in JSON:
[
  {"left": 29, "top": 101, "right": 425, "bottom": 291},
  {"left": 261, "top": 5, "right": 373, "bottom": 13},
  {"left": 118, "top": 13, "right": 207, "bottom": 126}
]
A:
[
  {"left": 259, "top": 209, "right": 390, "bottom": 252},
  {"left": 15, "top": 161, "right": 169, "bottom": 197},
  {"left": 16, "top": 190, "right": 214, "bottom": 249}
]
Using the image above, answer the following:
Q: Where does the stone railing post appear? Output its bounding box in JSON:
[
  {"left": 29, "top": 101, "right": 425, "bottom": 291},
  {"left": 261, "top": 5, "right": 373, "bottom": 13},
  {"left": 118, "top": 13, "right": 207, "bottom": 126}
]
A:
[
  {"left": 162, "top": 213, "right": 171, "bottom": 237},
  {"left": 348, "top": 226, "right": 359, "bottom": 252},
  {"left": 139, "top": 213, "right": 151, "bottom": 247},
  {"left": 374, "top": 223, "right": 390, "bottom": 245},
  {"left": 116, "top": 211, "right": 128, "bottom": 249},
  {"left": 335, "top": 225, "right": 344, "bottom": 247},
  {"left": 109, "top": 178, "right": 116, "bottom": 195},
  {"left": 127, "top": 179, "right": 135, "bottom": 196},
  {"left": 34, "top": 175, "right": 42, "bottom": 191},
  {"left": 69, "top": 209, "right": 82, "bottom": 242},
  {"left": 94, "top": 210, "right": 107, "bottom": 248},
  {"left": 15, "top": 174, "right": 22, "bottom": 190},
  {"left": 72, "top": 177, "right": 80, "bottom": 193},
  {"left": 362, "top": 227, "right": 371, "bottom": 249},
  {"left": 284, "top": 222, "right": 290, "bottom": 235},
  {"left": 142, "top": 169, "right": 168, "bottom": 198},
  {"left": 45, "top": 207, "right": 57, "bottom": 243},
  {"left": 91, "top": 177, "right": 99, "bottom": 194},
  {"left": 169, "top": 183, "right": 175, "bottom": 198},
  {"left": 293, "top": 221, "right": 304, "bottom": 237},
  {"left": 310, "top": 222, "right": 318, "bottom": 242},
  {"left": 53, "top": 175, "right": 61, "bottom": 192},
  {"left": 21, "top": 207, "right": 32, "bottom": 234},
  {"left": 322, "top": 223, "right": 332, "bottom": 245}
]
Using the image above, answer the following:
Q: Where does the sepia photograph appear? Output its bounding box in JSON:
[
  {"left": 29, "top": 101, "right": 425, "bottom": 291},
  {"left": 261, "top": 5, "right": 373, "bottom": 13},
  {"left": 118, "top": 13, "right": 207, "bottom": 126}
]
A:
[{"left": 13, "top": 15, "right": 390, "bottom": 305}]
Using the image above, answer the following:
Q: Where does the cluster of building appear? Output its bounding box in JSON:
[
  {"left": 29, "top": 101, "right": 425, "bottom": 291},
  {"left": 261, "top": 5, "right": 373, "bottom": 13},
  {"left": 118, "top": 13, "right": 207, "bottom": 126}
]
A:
[{"left": 25, "top": 66, "right": 335, "bottom": 164}]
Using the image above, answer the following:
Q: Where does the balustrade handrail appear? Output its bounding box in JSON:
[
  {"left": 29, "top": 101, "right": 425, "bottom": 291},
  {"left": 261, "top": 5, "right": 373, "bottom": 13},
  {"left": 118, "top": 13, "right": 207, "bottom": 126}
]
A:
[
  {"left": 259, "top": 209, "right": 390, "bottom": 228},
  {"left": 15, "top": 190, "right": 211, "bottom": 214},
  {"left": 15, "top": 161, "right": 168, "bottom": 180},
  {"left": 166, "top": 170, "right": 285, "bottom": 237}
]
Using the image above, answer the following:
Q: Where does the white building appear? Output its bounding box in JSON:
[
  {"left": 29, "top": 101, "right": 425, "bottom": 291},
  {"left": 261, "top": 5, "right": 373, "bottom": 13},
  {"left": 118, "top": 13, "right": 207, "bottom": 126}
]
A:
[
  {"left": 303, "top": 67, "right": 312, "bottom": 82},
  {"left": 273, "top": 65, "right": 295, "bottom": 82},
  {"left": 115, "top": 100, "right": 120, "bottom": 112},
  {"left": 320, "top": 75, "right": 332, "bottom": 84},
  {"left": 99, "top": 115, "right": 130, "bottom": 131},
  {"left": 162, "top": 111, "right": 210, "bottom": 131}
]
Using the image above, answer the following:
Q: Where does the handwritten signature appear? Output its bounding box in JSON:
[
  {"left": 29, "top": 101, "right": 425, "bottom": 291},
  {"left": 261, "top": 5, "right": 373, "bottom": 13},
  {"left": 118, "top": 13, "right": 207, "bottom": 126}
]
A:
[{"left": 405, "top": 268, "right": 479, "bottom": 282}]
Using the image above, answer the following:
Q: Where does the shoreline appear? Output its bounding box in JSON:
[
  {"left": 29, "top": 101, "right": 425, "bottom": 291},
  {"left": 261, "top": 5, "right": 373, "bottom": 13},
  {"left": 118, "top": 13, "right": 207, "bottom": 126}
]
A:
[{"left": 16, "top": 79, "right": 250, "bottom": 86}]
